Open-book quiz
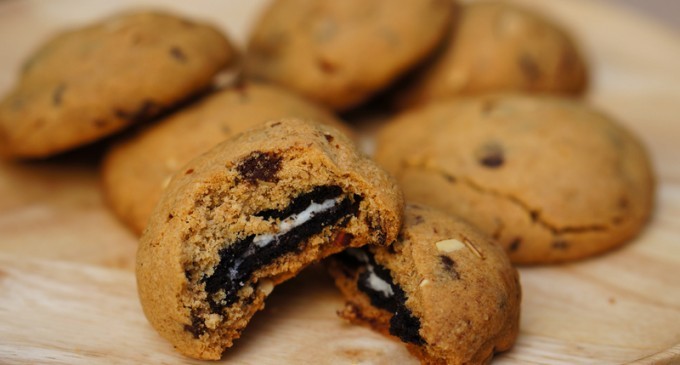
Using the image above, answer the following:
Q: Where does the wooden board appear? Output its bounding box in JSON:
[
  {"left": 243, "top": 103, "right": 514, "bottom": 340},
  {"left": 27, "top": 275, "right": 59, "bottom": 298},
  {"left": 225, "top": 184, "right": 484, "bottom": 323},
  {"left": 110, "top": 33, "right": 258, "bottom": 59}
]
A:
[{"left": 1, "top": 0, "right": 679, "bottom": 364}]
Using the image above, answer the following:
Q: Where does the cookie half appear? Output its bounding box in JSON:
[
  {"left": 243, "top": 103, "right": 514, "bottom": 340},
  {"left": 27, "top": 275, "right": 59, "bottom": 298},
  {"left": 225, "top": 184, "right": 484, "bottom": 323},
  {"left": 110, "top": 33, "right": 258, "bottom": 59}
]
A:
[
  {"left": 246, "top": 0, "right": 455, "bottom": 111},
  {"left": 103, "top": 81, "right": 352, "bottom": 235},
  {"left": 395, "top": 1, "right": 588, "bottom": 108},
  {"left": 136, "top": 118, "right": 402, "bottom": 359},
  {"left": 0, "top": 10, "right": 236, "bottom": 158},
  {"left": 328, "top": 204, "right": 520, "bottom": 364},
  {"left": 376, "top": 95, "right": 655, "bottom": 264}
]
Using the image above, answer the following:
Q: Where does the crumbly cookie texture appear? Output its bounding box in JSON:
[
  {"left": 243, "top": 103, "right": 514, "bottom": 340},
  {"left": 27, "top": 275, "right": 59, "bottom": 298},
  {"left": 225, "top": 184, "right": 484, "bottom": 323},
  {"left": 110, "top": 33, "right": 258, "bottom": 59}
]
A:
[
  {"left": 328, "top": 204, "right": 521, "bottom": 365},
  {"left": 103, "top": 81, "right": 353, "bottom": 235},
  {"left": 395, "top": 1, "right": 588, "bottom": 108},
  {"left": 375, "top": 94, "right": 655, "bottom": 264},
  {"left": 136, "top": 118, "right": 403, "bottom": 359},
  {"left": 245, "top": 0, "right": 456, "bottom": 111},
  {"left": 0, "top": 10, "right": 236, "bottom": 158}
]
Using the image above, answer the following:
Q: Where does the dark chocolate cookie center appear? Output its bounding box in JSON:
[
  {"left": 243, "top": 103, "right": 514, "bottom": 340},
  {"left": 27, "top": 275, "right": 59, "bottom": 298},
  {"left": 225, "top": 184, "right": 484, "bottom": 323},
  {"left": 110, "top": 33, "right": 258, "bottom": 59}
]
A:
[
  {"left": 339, "top": 249, "right": 425, "bottom": 345},
  {"left": 203, "top": 185, "right": 362, "bottom": 312}
]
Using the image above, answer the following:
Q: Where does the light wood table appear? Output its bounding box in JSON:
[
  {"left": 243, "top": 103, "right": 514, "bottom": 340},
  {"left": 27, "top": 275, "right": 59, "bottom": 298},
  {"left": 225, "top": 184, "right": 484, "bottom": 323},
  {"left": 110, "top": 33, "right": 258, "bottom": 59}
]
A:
[{"left": 0, "top": 0, "right": 679, "bottom": 364}]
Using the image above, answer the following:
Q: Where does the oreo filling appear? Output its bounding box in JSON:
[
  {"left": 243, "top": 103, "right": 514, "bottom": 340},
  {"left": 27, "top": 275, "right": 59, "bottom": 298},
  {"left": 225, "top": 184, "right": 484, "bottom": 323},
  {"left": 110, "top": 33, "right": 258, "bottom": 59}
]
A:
[
  {"left": 339, "top": 248, "right": 425, "bottom": 345},
  {"left": 203, "top": 185, "right": 362, "bottom": 312}
]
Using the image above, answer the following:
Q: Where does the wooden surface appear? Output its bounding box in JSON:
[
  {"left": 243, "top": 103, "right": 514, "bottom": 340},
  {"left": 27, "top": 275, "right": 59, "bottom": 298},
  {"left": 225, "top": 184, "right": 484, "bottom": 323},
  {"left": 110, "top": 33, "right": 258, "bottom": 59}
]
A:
[{"left": 1, "top": 0, "right": 680, "bottom": 364}]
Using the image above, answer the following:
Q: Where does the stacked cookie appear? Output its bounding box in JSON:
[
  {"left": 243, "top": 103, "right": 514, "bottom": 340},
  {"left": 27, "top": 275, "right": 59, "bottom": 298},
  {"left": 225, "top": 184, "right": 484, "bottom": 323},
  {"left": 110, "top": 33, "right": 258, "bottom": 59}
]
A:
[{"left": 0, "top": 1, "right": 655, "bottom": 364}]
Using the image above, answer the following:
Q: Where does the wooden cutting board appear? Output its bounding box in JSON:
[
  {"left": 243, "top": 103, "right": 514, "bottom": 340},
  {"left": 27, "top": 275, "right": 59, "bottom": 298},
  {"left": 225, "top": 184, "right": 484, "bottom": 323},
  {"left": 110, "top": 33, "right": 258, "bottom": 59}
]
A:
[{"left": 1, "top": 0, "right": 679, "bottom": 364}]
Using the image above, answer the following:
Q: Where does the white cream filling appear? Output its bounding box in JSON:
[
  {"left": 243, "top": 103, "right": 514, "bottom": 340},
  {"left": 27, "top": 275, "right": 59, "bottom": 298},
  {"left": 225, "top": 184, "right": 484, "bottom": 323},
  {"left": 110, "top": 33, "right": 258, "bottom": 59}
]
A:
[
  {"left": 367, "top": 271, "right": 394, "bottom": 297},
  {"left": 346, "top": 248, "right": 394, "bottom": 298},
  {"left": 254, "top": 198, "right": 338, "bottom": 248},
  {"left": 227, "top": 198, "right": 339, "bottom": 282}
]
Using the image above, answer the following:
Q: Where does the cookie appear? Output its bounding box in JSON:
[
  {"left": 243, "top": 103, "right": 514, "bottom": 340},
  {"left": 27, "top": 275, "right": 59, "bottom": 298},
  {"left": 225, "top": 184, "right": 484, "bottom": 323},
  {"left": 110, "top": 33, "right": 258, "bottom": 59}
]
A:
[
  {"left": 136, "top": 118, "right": 403, "bottom": 359},
  {"left": 102, "top": 81, "right": 353, "bottom": 235},
  {"left": 327, "top": 204, "right": 520, "bottom": 364},
  {"left": 245, "top": 0, "right": 455, "bottom": 111},
  {"left": 375, "top": 95, "right": 655, "bottom": 264},
  {"left": 395, "top": 1, "right": 588, "bottom": 108},
  {"left": 0, "top": 10, "right": 236, "bottom": 158}
]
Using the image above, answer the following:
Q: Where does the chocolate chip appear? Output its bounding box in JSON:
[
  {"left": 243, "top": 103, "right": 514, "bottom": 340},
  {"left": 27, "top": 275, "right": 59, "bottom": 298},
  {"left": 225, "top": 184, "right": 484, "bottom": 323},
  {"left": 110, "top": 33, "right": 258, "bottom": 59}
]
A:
[
  {"left": 318, "top": 58, "right": 338, "bottom": 74},
  {"left": 185, "top": 169, "right": 194, "bottom": 175},
  {"left": 236, "top": 151, "right": 283, "bottom": 184},
  {"left": 439, "top": 255, "right": 460, "bottom": 280},
  {"left": 518, "top": 54, "right": 541, "bottom": 82},
  {"left": 530, "top": 210, "right": 539, "bottom": 222},
  {"left": 52, "top": 84, "right": 66, "bottom": 106},
  {"left": 508, "top": 238, "right": 522, "bottom": 252},
  {"left": 477, "top": 142, "right": 505, "bottom": 168},
  {"left": 552, "top": 240, "right": 569, "bottom": 250},
  {"left": 324, "top": 134, "right": 334, "bottom": 143},
  {"left": 170, "top": 46, "right": 187, "bottom": 63},
  {"left": 114, "top": 100, "right": 159, "bottom": 123}
]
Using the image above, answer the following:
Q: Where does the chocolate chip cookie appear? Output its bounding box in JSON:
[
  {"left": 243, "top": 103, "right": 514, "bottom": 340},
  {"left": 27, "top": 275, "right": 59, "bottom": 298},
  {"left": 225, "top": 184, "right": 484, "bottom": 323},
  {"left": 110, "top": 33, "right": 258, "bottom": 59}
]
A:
[
  {"left": 328, "top": 204, "right": 520, "bottom": 364},
  {"left": 0, "top": 10, "right": 236, "bottom": 158},
  {"left": 245, "top": 0, "right": 455, "bottom": 111},
  {"left": 395, "top": 1, "right": 588, "bottom": 108},
  {"left": 375, "top": 95, "right": 655, "bottom": 264},
  {"left": 103, "top": 81, "right": 353, "bottom": 235},
  {"left": 136, "top": 118, "right": 403, "bottom": 359}
]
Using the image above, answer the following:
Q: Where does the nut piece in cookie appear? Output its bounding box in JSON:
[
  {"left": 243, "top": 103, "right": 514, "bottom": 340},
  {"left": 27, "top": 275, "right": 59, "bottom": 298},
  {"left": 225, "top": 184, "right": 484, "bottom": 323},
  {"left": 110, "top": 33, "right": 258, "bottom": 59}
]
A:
[
  {"left": 395, "top": 1, "right": 588, "bottom": 108},
  {"left": 136, "top": 118, "right": 402, "bottom": 359},
  {"left": 245, "top": 0, "right": 456, "bottom": 111},
  {"left": 102, "top": 81, "right": 353, "bottom": 235},
  {"left": 0, "top": 11, "right": 236, "bottom": 158},
  {"left": 327, "top": 204, "right": 521, "bottom": 364},
  {"left": 376, "top": 94, "right": 655, "bottom": 264}
]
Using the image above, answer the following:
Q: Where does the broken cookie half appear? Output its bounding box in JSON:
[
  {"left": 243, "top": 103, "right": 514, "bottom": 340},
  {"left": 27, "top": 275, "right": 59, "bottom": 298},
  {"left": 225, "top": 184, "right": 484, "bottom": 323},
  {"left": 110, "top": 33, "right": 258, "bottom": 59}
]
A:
[
  {"left": 328, "top": 204, "right": 520, "bottom": 365},
  {"left": 136, "top": 118, "right": 403, "bottom": 359}
]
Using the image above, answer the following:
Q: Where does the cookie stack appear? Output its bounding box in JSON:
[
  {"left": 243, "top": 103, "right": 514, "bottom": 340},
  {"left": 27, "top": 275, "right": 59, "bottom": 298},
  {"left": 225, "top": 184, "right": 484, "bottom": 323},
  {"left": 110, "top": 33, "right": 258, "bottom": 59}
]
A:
[{"left": 0, "top": 1, "right": 655, "bottom": 364}]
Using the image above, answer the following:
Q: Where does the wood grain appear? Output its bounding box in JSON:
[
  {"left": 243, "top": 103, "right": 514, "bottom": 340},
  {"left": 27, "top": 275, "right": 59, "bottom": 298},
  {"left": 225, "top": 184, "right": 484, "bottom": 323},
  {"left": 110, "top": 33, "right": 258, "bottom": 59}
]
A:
[{"left": 0, "top": 0, "right": 679, "bottom": 364}]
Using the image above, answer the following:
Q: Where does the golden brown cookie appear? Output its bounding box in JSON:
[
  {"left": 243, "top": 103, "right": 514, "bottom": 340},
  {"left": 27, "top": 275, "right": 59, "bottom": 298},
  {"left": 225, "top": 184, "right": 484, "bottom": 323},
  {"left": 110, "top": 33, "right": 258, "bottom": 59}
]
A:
[
  {"left": 328, "top": 204, "right": 520, "bottom": 364},
  {"left": 136, "top": 118, "right": 403, "bottom": 359},
  {"left": 245, "top": 0, "right": 456, "bottom": 111},
  {"left": 0, "top": 10, "right": 236, "bottom": 158},
  {"left": 375, "top": 95, "right": 655, "bottom": 264},
  {"left": 395, "top": 1, "right": 588, "bottom": 108},
  {"left": 102, "top": 81, "right": 353, "bottom": 235}
]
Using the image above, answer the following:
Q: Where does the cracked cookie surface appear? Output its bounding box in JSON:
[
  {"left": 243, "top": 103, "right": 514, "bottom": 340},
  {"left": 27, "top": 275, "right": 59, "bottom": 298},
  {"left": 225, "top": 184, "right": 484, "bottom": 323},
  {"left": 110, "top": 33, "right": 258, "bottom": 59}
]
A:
[
  {"left": 327, "top": 204, "right": 520, "bottom": 364},
  {"left": 245, "top": 0, "right": 456, "bottom": 111},
  {"left": 375, "top": 94, "right": 655, "bottom": 264},
  {"left": 394, "top": 1, "right": 588, "bottom": 109},
  {"left": 103, "top": 82, "right": 352, "bottom": 235},
  {"left": 0, "top": 10, "right": 236, "bottom": 158},
  {"left": 136, "top": 118, "right": 402, "bottom": 359}
]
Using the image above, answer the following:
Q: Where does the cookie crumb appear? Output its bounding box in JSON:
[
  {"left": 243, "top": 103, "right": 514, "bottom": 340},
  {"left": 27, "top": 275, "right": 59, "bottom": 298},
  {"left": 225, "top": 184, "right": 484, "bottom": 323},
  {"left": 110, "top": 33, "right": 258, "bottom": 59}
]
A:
[{"left": 258, "top": 279, "right": 274, "bottom": 296}]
